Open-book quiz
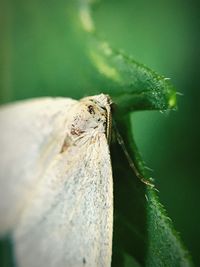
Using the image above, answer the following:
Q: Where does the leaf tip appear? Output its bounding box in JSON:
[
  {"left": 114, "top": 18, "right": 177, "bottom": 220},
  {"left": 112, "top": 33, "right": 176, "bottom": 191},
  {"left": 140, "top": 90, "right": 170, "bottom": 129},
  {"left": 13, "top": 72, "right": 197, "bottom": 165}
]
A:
[{"left": 168, "top": 89, "right": 177, "bottom": 109}]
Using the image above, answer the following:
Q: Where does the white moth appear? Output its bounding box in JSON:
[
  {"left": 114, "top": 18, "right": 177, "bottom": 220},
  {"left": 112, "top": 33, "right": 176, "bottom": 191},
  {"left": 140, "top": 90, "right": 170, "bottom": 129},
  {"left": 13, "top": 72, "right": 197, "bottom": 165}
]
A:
[{"left": 0, "top": 94, "right": 113, "bottom": 267}]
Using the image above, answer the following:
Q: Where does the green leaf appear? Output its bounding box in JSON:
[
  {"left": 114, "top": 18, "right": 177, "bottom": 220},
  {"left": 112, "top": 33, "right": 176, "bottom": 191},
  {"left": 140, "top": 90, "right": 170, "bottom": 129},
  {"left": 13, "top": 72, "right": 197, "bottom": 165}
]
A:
[
  {"left": 112, "top": 117, "right": 193, "bottom": 267},
  {"left": 75, "top": 0, "right": 177, "bottom": 113},
  {"left": 75, "top": 1, "right": 193, "bottom": 266},
  {"left": 87, "top": 39, "right": 176, "bottom": 113},
  {"left": 0, "top": 237, "right": 14, "bottom": 267}
]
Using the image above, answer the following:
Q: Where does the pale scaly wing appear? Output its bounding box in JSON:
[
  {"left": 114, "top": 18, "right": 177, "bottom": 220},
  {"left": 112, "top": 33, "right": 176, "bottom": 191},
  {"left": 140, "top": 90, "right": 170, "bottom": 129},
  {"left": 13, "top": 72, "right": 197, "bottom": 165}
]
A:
[
  {"left": 0, "top": 97, "right": 76, "bottom": 235},
  {"left": 0, "top": 94, "right": 113, "bottom": 267},
  {"left": 13, "top": 133, "right": 113, "bottom": 267}
]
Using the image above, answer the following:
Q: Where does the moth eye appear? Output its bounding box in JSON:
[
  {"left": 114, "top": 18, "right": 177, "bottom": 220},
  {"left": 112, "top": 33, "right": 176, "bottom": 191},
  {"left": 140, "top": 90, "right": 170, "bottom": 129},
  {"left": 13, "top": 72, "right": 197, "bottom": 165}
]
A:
[
  {"left": 87, "top": 105, "right": 95, "bottom": 114},
  {"left": 70, "top": 127, "right": 85, "bottom": 136}
]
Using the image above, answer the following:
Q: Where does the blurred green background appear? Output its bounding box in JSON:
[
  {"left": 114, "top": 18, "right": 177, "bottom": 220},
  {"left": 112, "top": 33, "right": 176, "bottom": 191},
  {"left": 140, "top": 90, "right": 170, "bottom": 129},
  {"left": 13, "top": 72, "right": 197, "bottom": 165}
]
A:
[{"left": 0, "top": 0, "right": 199, "bottom": 265}]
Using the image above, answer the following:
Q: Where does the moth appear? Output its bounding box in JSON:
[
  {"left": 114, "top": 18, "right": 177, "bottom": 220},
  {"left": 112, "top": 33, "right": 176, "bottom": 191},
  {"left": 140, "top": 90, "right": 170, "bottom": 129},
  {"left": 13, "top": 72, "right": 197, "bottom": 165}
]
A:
[{"left": 0, "top": 94, "right": 113, "bottom": 267}]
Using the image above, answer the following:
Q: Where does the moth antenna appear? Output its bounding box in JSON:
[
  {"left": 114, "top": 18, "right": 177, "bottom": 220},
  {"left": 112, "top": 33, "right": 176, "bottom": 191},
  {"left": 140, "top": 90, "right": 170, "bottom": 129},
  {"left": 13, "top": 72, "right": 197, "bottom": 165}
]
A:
[{"left": 113, "top": 121, "right": 155, "bottom": 188}]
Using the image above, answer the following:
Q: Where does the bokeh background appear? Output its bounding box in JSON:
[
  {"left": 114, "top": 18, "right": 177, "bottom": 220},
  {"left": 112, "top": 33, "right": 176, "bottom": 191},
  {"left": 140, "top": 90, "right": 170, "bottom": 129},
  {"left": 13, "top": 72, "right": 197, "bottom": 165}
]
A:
[{"left": 0, "top": 0, "right": 199, "bottom": 265}]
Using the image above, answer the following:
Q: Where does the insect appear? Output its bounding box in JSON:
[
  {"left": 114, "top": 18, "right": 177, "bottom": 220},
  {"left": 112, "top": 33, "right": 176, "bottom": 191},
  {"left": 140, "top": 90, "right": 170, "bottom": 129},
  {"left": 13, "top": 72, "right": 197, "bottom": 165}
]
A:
[{"left": 0, "top": 94, "right": 113, "bottom": 267}]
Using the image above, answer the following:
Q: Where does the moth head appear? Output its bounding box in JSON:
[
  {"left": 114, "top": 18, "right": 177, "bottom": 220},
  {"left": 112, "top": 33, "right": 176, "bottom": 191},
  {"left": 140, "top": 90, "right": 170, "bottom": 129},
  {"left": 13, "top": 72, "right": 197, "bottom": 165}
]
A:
[{"left": 67, "top": 94, "right": 112, "bottom": 144}]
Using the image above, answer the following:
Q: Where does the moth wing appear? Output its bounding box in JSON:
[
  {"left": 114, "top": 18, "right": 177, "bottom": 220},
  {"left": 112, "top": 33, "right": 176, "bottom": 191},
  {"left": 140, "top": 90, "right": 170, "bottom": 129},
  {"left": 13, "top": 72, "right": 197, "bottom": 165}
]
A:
[
  {"left": 13, "top": 134, "right": 113, "bottom": 267},
  {"left": 0, "top": 98, "right": 76, "bottom": 234}
]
